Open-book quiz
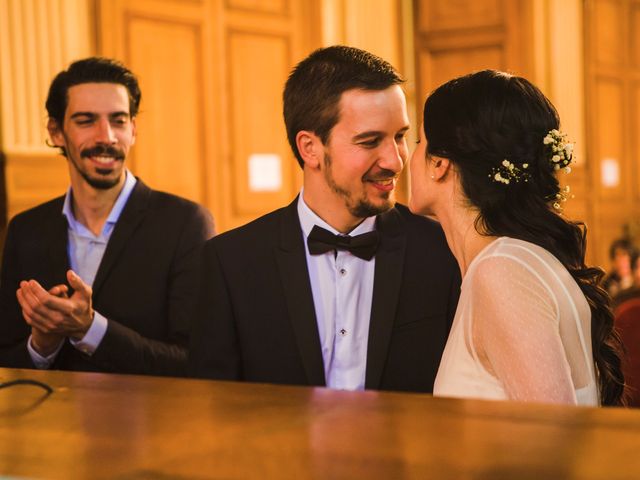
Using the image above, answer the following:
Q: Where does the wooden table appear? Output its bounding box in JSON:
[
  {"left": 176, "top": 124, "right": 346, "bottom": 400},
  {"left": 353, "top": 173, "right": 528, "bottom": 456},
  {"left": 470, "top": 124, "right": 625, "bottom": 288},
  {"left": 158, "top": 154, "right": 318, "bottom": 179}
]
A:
[{"left": 1, "top": 367, "right": 639, "bottom": 479}]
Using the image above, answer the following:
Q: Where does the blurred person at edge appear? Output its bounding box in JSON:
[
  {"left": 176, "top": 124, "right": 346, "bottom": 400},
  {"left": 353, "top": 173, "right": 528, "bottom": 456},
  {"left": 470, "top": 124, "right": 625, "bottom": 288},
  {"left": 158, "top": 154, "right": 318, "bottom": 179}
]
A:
[{"left": 603, "top": 238, "right": 637, "bottom": 298}]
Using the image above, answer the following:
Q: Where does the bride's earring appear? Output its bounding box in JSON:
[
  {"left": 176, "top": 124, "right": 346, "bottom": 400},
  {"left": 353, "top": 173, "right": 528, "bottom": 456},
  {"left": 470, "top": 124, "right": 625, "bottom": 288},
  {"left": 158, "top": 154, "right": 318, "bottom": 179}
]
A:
[{"left": 431, "top": 159, "right": 441, "bottom": 180}]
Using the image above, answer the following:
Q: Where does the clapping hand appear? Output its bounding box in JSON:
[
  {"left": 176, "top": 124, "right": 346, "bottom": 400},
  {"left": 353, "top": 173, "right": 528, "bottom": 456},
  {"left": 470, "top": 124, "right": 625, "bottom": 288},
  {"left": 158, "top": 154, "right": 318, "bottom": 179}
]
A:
[{"left": 16, "top": 270, "right": 95, "bottom": 355}]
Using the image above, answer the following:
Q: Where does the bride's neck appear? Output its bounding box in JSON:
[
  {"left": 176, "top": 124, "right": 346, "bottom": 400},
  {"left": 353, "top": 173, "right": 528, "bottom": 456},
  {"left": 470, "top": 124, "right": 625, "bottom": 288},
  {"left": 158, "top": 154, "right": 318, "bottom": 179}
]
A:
[{"left": 437, "top": 208, "right": 496, "bottom": 277}]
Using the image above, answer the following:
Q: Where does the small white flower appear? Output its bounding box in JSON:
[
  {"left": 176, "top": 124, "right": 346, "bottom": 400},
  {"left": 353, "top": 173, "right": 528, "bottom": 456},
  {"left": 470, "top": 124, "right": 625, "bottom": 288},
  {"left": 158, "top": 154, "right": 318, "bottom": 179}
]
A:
[
  {"left": 554, "top": 164, "right": 560, "bottom": 171},
  {"left": 544, "top": 135, "right": 553, "bottom": 145},
  {"left": 565, "top": 143, "right": 574, "bottom": 155},
  {"left": 564, "top": 185, "right": 571, "bottom": 193},
  {"left": 565, "top": 166, "right": 571, "bottom": 174},
  {"left": 502, "top": 159, "right": 510, "bottom": 167},
  {"left": 523, "top": 163, "right": 529, "bottom": 169},
  {"left": 553, "top": 202, "right": 561, "bottom": 210},
  {"left": 552, "top": 155, "right": 560, "bottom": 163}
]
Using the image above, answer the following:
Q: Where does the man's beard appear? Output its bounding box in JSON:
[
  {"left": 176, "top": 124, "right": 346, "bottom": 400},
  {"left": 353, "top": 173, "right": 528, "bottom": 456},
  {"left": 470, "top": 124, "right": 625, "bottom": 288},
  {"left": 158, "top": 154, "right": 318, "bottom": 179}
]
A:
[
  {"left": 323, "top": 152, "right": 396, "bottom": 218},
  {"left": 70, "top": 144, "right": 126, "bottom": 190}
]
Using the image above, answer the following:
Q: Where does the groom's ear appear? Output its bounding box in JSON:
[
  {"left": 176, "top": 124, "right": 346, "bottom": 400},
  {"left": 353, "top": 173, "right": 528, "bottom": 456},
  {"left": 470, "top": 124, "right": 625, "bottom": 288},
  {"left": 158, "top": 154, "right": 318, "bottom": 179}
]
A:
[{"left": 296, "top": 130, "right": 323, "bottom": 170}]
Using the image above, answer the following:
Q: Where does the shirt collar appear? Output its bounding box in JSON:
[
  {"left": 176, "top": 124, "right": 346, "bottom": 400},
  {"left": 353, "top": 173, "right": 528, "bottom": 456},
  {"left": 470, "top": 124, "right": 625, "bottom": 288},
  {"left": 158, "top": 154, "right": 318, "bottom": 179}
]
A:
[
  {"left": 62, "top": 170, "right": 137, "bottom": 235},
  {"left": 297, "top": 188, "right": 376, "bottom": 239}
]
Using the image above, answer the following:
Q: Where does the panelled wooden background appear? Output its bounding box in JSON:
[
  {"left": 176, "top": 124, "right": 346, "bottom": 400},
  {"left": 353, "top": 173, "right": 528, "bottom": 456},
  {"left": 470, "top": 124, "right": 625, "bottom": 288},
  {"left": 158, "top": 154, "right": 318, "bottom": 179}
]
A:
[
  {"left": 413, "top": 0, "right": 598, "bottom": 264},
  {"left": 0, "top": 0, "right": 637, "bottom": 267},
  {"left": 414, "top": 0, "right": 534, "bottom": 90},
  {"left": 98, "top": 0, "right": 319, "bottom": 230},
  {"left": 0, "top": 0, "right": 93, "bottom": 219},
  {"left": 585, "top": 0, "right": 640, "bottom": 265}
]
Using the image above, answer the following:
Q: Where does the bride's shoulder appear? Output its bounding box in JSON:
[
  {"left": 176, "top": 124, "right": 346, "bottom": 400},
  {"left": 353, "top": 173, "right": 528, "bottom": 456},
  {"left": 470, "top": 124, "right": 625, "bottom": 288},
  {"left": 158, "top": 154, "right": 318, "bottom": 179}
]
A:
[
  {"left": 470, "top": 237, "right": 566, "bottom": 291},
  {"left": 470, "top": 238, "right": 552, "bottom": 279},
  {"left": 481, "top": 237, "right": 558, "bottom": 265}
]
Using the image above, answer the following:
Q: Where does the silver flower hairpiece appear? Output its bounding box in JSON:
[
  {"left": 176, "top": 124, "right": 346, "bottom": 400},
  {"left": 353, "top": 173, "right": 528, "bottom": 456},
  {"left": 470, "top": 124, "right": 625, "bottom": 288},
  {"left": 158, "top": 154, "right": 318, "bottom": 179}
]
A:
[
  {"left": 489, "top": 129, "right": 575, "bottom": 188},
  {"left": 490, "top": 159, "right": 530, "bottom": 185},
  {"left": 552, "top": 185, "right": 573, "bottom": 211},
  {"left": 544, "top": 129, "right": 573, "bottom": 174},
  {"left": 544, "top": 129, "right": 574, "bottom": 212}
]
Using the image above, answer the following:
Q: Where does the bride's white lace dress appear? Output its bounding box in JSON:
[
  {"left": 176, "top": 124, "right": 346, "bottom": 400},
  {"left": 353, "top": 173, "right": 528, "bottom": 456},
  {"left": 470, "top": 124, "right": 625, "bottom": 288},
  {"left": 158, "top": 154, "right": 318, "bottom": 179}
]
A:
[{"left": 434, "top": 237, "right": 599, "bottom": 406}]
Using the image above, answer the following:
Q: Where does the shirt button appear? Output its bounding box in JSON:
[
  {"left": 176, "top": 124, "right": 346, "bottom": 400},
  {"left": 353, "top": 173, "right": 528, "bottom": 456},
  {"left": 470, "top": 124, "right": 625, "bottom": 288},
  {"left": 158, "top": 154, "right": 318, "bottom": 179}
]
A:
[
  {"left": 339, "top": 328, "right": 347, "bottom": 336},
  {"left": 339, "top": 268, "right": 347, "bottom": 276}
]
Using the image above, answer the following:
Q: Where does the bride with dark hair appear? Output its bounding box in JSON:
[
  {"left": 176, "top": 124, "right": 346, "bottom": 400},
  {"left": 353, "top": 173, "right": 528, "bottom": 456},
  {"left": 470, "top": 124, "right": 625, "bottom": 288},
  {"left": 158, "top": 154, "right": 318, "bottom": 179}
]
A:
[{"left": 410, "top": 70, "right": 625, "bottom": 406}]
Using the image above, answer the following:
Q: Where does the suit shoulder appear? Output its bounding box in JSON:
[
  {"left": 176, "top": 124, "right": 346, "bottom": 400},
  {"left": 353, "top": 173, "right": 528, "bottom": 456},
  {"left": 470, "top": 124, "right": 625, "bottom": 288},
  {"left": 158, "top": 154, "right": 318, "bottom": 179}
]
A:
[
  {"left": 148, "top": 189, "right": 208, "bottom": 215},
  {"left": 393, "top": 203, "right": 446, "bottom": 238},
  {"left": 7, "top": 196, "right": 65, "bottom": 230},
  {"left": 208, "top": 205, "right": 286, "bottom": 248},
  {"left": 147, "top": 188, "right": 214, "bottom": 229},
  {"left": 392, "top": 204, "right": 458, "bottom": 277}
]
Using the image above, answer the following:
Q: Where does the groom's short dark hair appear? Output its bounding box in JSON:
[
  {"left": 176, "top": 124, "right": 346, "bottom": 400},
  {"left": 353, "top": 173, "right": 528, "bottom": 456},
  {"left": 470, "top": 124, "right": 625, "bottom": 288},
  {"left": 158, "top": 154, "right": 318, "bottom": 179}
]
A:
[{"left": 283, "top": 45, "right": 404, "bottom": 168}]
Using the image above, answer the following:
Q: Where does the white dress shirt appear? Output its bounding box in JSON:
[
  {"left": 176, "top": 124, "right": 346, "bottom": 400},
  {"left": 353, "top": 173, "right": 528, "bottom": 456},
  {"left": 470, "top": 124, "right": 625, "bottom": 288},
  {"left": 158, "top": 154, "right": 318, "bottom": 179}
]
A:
[{"left": 297, "top": 190, "right": 377, "bottom": 390}]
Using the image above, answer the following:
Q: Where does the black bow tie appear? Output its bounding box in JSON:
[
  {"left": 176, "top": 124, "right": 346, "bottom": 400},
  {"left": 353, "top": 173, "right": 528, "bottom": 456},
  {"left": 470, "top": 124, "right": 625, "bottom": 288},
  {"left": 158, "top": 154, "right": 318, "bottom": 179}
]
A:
[{"left": 307, "top": 225, "right": 379, "bottom": 261}]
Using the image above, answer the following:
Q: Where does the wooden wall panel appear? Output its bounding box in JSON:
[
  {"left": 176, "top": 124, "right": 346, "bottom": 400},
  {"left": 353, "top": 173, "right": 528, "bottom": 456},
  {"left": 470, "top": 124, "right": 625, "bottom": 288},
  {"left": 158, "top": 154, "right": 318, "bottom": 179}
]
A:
[
  {"left": 632, "top": 81, "right": 640, "bottom": 202},
  {"left": 3, "top": 153, "right": 69, "bottom": 217},
  {"left": 420, "top": 46, "right": 503, "bottom": 91},
  {"left": 98, "top": 0, "right": 319, "bottom": 231},
  {"left": 594, "top": 78, "right": 626, "bottom": 201},
  {"left": 631, "top": 2, "right": 640, "bottom": 68},
  {"left": 0, "top": 0, "right": 94, "bottom": 151},
  {"left": 341, "top": 0, "right": 402, "bottom": 66},
  {"left": 412, "top": 0, "right": 542, "bottom": 228},
  {"left": 227, "top": 32, "right": 293, "bottom": 215},
  {"left": 227, "top": 0, "right": 288, "bottom": 13},
  {"left": 219, "top": 1, "right": 319, "bottom": 229},
  {"left": 0, "top": 0, "right": 94, "bottom": 223},
  {"left": 127, "top": 16, "right": 205, "bottom": 203},
  {"left": 585, "top": 0, "right": 640, "bottom": 266},
  {"left": 417, "top": 0, "right": 502, "bottom": 31},
  {"left": 413, "top": 0, "right": 534, "bottom": 105},
  {"left": 99, "top": 0, "right": 212, "bottom": 208},
  {"left": 593, "top": 0, "right": 624, "bottom": 67}
]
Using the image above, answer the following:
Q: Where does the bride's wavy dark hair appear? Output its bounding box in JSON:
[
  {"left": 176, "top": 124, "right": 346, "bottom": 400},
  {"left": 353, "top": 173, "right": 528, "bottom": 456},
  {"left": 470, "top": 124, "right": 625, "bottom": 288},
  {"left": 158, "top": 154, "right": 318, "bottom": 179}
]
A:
[{"left": 423, "top": 70, "right": 625, "bottom": 406}]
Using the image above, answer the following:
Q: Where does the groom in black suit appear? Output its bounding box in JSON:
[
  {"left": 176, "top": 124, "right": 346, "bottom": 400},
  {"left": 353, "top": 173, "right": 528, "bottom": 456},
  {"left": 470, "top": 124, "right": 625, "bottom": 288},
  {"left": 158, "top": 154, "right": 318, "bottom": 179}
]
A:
[
  {"left": 189, "top": 46, "right": 460, "bottom": 392},
  {"left": 0, "top": 58, "right": 214, "bottom": 376}
]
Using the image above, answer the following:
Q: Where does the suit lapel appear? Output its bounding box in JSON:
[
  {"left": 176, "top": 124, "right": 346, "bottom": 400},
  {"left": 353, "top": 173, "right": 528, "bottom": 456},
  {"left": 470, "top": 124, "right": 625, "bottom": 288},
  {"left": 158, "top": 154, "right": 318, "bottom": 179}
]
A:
[
  {"left": 365, "top": 207, "right": 406, "bottom": 389},
  {"left": 274, "top": 198, "right": 326, "bottom": 386},
  {"left": 47, "top": 198, "right": 72, "bottom": 286},
  {"left": 91, "top": 179, "right": 150, "bottom": 297}
]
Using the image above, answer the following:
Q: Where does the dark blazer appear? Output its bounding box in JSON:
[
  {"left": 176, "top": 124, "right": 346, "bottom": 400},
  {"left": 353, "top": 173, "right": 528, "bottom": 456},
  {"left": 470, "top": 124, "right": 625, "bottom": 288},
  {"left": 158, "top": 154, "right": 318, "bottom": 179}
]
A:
[
  {"left": 0, "top": 179, "right": 214, "bottom": 376},
  {"left": 190, "top": 197, "right": 460, "bottom": 392}
]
